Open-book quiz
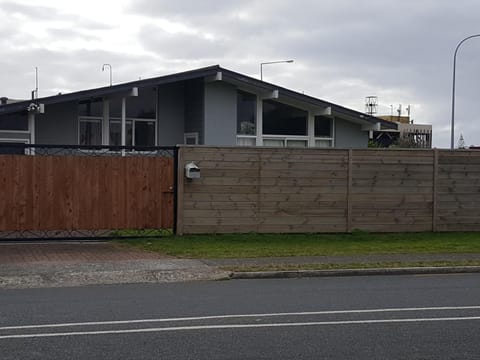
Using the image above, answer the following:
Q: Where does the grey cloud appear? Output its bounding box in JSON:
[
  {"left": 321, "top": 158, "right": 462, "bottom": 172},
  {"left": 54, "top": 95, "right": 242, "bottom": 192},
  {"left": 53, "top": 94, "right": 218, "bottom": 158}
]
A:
[
  {"left": 0, "top": 1, "right": 59, "bottom": 20},
  {"left": 128, "top": 0, "right": 255, "bottom": 18},
  {"left": 0, "top": 1, "right": 113, "bottom": 31},
  {"left": 45, "top": 27, "right": 100, "bottom": 42},
  {"left": 138, "top": 25, "right": 230, "bottom": 60}
]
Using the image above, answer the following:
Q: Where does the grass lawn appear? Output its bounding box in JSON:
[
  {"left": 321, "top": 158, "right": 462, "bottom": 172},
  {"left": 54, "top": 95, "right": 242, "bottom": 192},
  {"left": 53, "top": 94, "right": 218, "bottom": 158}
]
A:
[{"left": 118, "top": 232, "right": 480, "bottom": 259}]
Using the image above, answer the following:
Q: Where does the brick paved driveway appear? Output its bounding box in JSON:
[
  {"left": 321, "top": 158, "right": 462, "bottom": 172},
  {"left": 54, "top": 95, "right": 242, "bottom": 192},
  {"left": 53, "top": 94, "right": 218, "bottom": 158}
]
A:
[{"left": 0, "top": 242, "right": 168, "bottom": 264}]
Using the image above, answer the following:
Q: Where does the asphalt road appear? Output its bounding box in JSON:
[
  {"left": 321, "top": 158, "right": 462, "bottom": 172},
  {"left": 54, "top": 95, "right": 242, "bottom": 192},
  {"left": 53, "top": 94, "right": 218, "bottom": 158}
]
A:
[{"left": 1, "top": 274, "right": 480, "bottom": 359}]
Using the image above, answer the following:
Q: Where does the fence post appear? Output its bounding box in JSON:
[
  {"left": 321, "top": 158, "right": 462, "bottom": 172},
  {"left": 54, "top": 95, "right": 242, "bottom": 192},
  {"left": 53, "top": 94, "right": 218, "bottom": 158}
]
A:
[
  {"left": 432, "top": 148, "right": 439, "bottom": 232},
  {"left": 347, "top": 149, "right": 353, "bottom": 233},
  {"left": 175, "top": 146, "right": 184, "bottom": 235}
]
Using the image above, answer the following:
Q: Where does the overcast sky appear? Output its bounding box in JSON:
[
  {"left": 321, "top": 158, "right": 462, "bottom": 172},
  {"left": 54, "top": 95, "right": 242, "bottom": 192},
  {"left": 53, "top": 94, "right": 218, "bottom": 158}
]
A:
[{"left": 1, "top": 0, "right": 480, "bottom": 148}]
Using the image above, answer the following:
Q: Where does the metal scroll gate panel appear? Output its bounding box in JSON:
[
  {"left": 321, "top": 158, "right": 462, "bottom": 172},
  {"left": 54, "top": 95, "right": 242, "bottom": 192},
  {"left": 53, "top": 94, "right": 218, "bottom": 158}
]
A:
[{"left": 0, "top": 144, "right": 177, "bottom": 240}]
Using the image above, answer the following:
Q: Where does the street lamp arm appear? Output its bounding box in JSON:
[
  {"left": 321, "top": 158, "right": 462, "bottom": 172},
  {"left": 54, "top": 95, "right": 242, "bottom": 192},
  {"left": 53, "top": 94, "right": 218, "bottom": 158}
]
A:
[
  {"left": 260, "top": 60, "right": 294, "bottom": 66},
  {"left": 450, "top": 34, "right": 480, "bottom": 149},
  {"left": 102, "top": 63, "right": 113, "bottom": 87},
  {"left": 260, "top": 60, "right": 294, "bottom": 81}
]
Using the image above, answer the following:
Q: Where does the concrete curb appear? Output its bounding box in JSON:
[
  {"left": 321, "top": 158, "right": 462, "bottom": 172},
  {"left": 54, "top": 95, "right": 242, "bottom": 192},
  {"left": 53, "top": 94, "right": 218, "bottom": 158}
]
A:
[{"left": 229, "top": 266, "right": 480, "bottom": 280}]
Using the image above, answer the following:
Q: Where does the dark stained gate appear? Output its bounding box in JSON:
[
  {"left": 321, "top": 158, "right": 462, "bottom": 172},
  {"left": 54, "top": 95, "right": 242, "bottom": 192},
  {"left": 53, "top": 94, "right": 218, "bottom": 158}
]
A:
[{"left": 0, "top": 144, "right": 177, "bottom": 240}]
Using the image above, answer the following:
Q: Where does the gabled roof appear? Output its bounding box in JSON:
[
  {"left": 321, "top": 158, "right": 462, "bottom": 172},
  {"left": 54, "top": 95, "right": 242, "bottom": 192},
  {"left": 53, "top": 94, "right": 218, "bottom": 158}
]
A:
[{"left": 0, "top": 65, "right": 396, "bottom": 129}]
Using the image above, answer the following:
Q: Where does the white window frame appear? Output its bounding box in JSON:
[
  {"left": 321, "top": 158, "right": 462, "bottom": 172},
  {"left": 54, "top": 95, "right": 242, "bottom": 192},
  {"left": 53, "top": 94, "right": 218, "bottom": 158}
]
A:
[
  {"left": 184, "top": 132, "right": 199, "bottom": 145},
  {"left": 78, "top": 116, "right": 103, "bottom": 146},
  {"left": 262, "top": 134, "right": 309, "bottom": 147},
  {"left": 313, "top": 117, "right": 335, "bottom": 148},
  {"left": 236, "top": 135, "right": 256, "bottom": 146}
]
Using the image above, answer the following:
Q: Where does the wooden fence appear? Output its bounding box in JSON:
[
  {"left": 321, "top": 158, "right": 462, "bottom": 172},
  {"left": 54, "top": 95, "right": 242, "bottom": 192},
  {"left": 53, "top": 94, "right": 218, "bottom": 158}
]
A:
[
  {"left": 0, "top": 155, "right": 174, "bottom": 234},
  {"left": 177, "top": 146, "right": 480, "bottom": 234}
]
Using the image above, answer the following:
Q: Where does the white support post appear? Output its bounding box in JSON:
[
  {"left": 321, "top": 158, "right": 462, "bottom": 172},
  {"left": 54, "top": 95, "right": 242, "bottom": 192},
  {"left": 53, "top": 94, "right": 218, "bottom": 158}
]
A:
[
  {"left": 121, "top": 97, "right": 126, "bottom": 155},
  {"left": 308, "top": 112, "right": 315, "bottom": 147},
  {"left": 102, "top": 98, "right": 109, "bottom": 146},
  {"left": 256, "top": 95, "right": 263, "bottom": 146},
  {"left": 28, "top": 112, "right": 35, "bottom": 145}
]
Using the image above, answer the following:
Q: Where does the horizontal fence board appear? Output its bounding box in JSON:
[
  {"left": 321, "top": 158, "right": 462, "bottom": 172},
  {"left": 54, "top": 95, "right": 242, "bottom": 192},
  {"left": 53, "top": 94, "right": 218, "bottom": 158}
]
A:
[
  {"left": 200, "top": 169, "right": 260, "bottom": 178},
  {"left": 184, "top": 201, "right": 258, "bottom": 210},
  {"left": 185, "top": 185, "right": 259, "bottom": 194},
  {"left": 436, "top": 224, "right": 480, "bottom": 232},
  {"left": 352, "top": 202, "right": 433, "bottom": 210},
  {"left": 260, "top": 216, "right": 347, "bottom": 226},
  {"left": 260, "top": 201, "right": 348, "bottom": 209},
  {"left": 260, "top": 193, "right": 347, "bottom": 202},
  {"left": 193, "top": 177, "right": 259, "bottom": 186},
  {"left": 257, "top": 224, "right": 347, "bottom": 233},
  {"left": 183, "top": 209, "right": 257, "bottom": 218},
  {"left": 260, "top": 170, "right": 348, "bottom": 179},
  {"left": 352, "top": 194, "right": 433, "bottom": 202},
  {"left": 260, "top": 178, "right": 348, "bottom": 187},
  {"left": 259, "top": 208, "right": 347, "bottom": 217},
  {"left": 352, "top": 187, "right": 433, "bottom": 194},
  {"left": 352, "top": 224, "right": 431, "bottom": 232},
  {"left": 184, "top": 193, "right": 258, "bottom": 202},
  {"left": 184, "top": 217, "right": 260, "bottom": 226},
  {"left": 260, "top": 186, "right": 347, "bottom": 194},
  {"left": 182, "top": 225, "right": 260, "bottom": 234}
]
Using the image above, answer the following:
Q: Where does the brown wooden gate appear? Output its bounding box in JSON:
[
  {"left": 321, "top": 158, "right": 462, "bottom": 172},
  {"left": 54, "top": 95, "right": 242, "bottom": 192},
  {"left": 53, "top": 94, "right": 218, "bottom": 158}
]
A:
[{"left": 0, "top": 148, "right": 176, "bottom": 239}]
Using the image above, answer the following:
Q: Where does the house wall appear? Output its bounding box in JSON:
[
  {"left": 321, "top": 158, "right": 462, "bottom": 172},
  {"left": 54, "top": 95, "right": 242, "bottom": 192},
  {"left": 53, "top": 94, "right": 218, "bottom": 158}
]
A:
[
  {"left": 184, "top": 79, "right": 205, "bottom": 144},
  {"left": 157, "top": 82, "right": 185, "bottom": 146},
  {"left": 334, "top": 118, "right": 368, "bottom": 148},
  {"left": 36, "top": 101, "right": 78, "bottom": 144},
  {"left": 204, "top": 81, "right": 237, "bottom": 146}
]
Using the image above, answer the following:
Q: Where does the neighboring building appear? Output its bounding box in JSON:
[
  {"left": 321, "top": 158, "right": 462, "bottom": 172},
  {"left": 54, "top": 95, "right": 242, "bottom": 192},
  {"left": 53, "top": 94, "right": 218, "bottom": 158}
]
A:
[
  {"left": 372, "top": 115, "right": 432, "bottom": 148},
  {"left": 0, "top": 65, "right": 396, "bottom": 150}
]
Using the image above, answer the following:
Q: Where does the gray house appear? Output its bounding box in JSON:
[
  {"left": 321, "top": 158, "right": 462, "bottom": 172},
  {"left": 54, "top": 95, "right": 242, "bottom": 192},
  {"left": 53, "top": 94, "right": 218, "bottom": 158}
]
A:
[{"left": 0, "top": 65, "right": 396, "bottom": 149}]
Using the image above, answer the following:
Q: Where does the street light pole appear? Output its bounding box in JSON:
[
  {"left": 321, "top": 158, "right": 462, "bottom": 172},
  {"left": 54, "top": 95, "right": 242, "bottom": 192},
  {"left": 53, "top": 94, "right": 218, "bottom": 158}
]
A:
[
  {"left": 260, "top": 59, "right": 294, "bottom": 81},
  {"left": 450, "top": 34, "right": 480, "bottom": 149},
  {"left": 102, "top": 63, "right": 112, "bottom": 86}
]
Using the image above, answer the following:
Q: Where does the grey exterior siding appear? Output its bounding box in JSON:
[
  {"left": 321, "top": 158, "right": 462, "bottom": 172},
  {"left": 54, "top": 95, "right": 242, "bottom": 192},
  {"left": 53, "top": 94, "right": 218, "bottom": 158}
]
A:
[
  {"left": 157, "top": 82, "right": 185, "bottom": 146},
  {"left": 204, "top": 81, "right": 237, "bottom": 146},
  {"left": 334, "top": 118, "right": 368, "bottom": 148},
  {"left": 36, "top": 101, "right": 78, "bottom": 144}
]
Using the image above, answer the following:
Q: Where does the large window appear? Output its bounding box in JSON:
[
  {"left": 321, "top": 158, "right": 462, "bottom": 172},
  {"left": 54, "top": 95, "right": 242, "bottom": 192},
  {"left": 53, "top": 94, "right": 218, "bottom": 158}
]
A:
[
  {"left": 0, "top": 112, "right": 29, "bottom": 131},
  {"left": 134, "top": 120, "right": 155, "bottom": 146},
  {"left": 263, "top": 100, "right": 307, "bottom": 136},
  {"left": 79, "top": 99, "right": 103, "bottom": 146},
  {"left": 108, "top": 119, "right": 156, "bottom": 147},
  {"left": 314, "top": 116, "right": 333, "bottom": 147},
  {"left": 79, "top": 118, "right": 102, "bottom": 145},
  {"left": 79, "top": 99, "right": 102, "bottom": 117},
  {"left": 109, "top": 120, "right": 132, "bottom": 146},
  {"left": 237, "top": 91, "right": 256, "bottom": 135}
]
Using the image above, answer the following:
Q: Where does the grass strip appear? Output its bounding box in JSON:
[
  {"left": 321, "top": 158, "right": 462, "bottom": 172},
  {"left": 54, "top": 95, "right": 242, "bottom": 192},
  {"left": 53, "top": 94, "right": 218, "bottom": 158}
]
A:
[
  {"left": 119, "top": 232, "right": 480, "bottom": 259},
  {"left": 221, "top": 260, "right": 480, "bottom": 272}
]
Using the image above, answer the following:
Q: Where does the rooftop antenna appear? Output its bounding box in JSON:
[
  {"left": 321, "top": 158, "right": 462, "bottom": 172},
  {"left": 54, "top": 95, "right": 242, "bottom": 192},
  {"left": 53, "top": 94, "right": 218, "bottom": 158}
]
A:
[
  {"left": 365, "top": 96, "right": 378, "bottom": 115},
  {"left": 102, "top": 64, "right": 112, "bottom": 86},
  {"left": 458, "top": 134, "right": 466, "bottom": 149},
  {"left": 31, "top": 66, "right": 38, "bottom": 99},
  {"left": 405, "top": 105, "right": 413, "bottom": 123}
]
